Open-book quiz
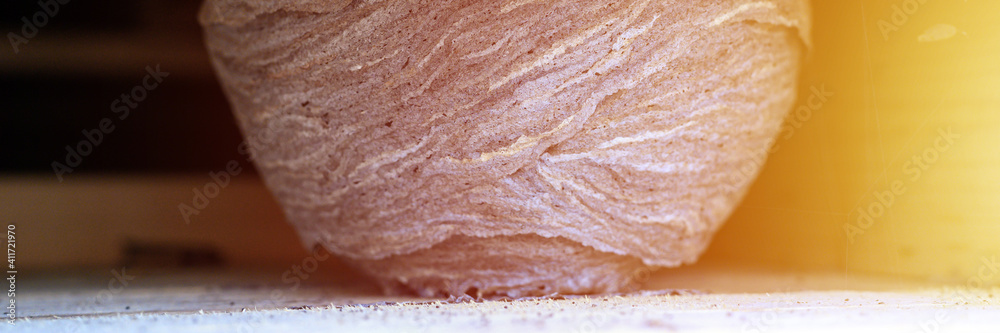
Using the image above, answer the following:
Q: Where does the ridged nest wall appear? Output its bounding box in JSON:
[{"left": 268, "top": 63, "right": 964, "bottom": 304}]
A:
[{"left": 200, "top": 0, "right": 810, "bottom": 297}]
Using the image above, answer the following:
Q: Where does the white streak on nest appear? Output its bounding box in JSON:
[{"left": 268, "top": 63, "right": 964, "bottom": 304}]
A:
[
  {"left": 708, "top": 1, "right": 777, "bottom": 27},
  {"left": 542, "top": 149, "right": 702, "bottom": 174},
  {"left": 346, "top": 138, "right": 429, "bottom": 179},
  {"left": 324, "top": 138, "right": 429, "bottom": 200},
  {"left": 536, "top": 163, "right": 608, "bottom": 201},
  {"left": 326, "top": 6, "right": 393, "bottom": 57},
  {"left": 446, "top": 115, "right": 576, "bottom": 164},
  {"left": 416, "top": 17, "right": 469, "bottom": 69},
  {"left": 517, "top": 12, "right": 662, "bottom": 108},
  {"left": 616, "top": 161, "right": 681, "bottom": 173},
  {"left": 613, "top": 15, "right": 659, "bottom": 51},
  {"left": 417, "top": 33, "right": 450, "bottom": 69},
  {"left": 489, "top": 22, "right": 610, "bottom": 91},
  {"left": 349, "top": 49, "right": 402, "bottom": 71},
  {"left": 403, "top": 62, "right": 448, "bottom": 102},
  {"left": 500, "top": 0, "right": 541, "bottom": 14},
  {"left": 512, "top": 16, "right": 621, "bottom": 108},
  {"left": 624, "top": 211, "right": 694, "bottom": 228},
  {"left": 462, "top": 29, "right": 517, "bottom": 60},
  {"left": 596, "top": 120, "right": 696, "bottom": 149}
]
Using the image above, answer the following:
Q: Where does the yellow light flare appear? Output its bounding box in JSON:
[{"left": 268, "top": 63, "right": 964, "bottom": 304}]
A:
[{"left": 703, "top": 0, "right": 1000, "bottom": 285}]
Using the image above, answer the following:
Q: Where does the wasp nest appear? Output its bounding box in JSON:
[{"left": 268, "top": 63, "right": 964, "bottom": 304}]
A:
[{"left": 200, "top": 0, "right": 810, "bottom": 297}]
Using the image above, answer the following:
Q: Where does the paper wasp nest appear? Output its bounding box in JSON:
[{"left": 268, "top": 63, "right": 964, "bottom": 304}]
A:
[{"left": 200, "top": 0, "right": 810, "bottom": 297}]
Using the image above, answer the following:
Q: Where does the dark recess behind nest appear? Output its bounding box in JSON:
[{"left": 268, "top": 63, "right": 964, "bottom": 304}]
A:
[{"left": 1, "top": 0, "right": 252, "bottom": 175}]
